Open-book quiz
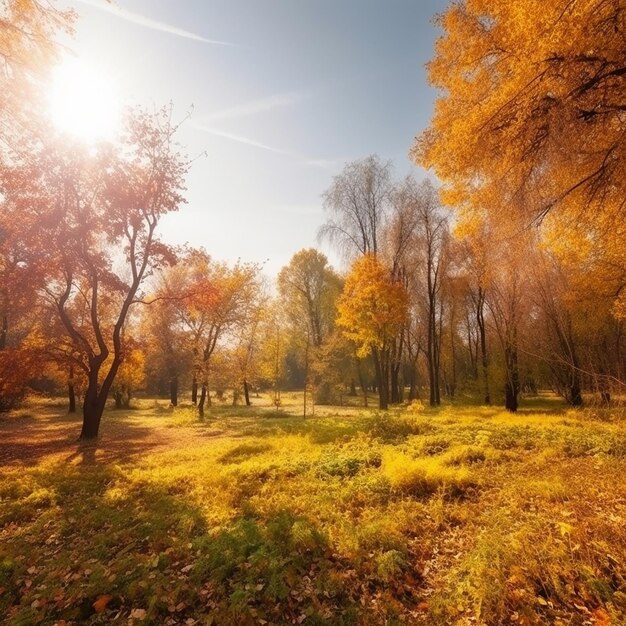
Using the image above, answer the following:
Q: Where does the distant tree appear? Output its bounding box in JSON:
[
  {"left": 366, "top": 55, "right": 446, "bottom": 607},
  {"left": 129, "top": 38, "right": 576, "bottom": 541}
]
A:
[
  {"left": 410, "top": 182, "right": 450, "bottom": 406},
  {"left": 169, "top": 250, "right": 261, "bottom": 418},
  {"left": 486, "top": 236, "right": 531, "bottom": 412},
  {"left": 111, "top": 346, "right": 146, "bottom": 410},
  {"left": 318, "top": 155, "right": 392, "bottom": 259},
  {"left": 277, "top": 248, "right": 342, "bottom": 402},
  {"left": 337, "top": 254, "right": 408, "bottom": 410},
  {"left": 143, "top": 269, "right": 194, "bottom": 406}
]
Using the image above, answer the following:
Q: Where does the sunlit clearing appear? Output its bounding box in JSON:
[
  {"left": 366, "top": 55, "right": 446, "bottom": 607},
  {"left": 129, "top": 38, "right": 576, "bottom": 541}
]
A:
[{"left": 48, "top": 58, "right": 120, "bottom": 143}]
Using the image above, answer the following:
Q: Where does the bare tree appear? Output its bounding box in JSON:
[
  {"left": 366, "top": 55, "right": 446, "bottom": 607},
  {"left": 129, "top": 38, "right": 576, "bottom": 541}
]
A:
[{"left": 318, "top": 155, "right": 392, "bottom": 260}]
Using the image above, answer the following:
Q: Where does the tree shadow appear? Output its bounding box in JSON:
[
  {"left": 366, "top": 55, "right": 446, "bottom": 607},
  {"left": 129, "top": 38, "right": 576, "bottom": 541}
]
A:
[{"left": 0, "top": 408, "right": 181, "bottom": 467}]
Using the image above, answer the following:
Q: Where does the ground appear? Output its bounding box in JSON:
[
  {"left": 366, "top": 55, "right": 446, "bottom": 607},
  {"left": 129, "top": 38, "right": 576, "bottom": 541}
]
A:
[{"left": 1, "top": 393, "right": 626, "bottom": 626}]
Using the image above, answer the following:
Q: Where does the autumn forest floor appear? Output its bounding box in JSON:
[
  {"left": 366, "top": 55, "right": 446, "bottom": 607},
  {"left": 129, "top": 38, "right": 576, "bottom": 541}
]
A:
[{"left": 1, "top": 393, "right": 626, "bottom": 626}]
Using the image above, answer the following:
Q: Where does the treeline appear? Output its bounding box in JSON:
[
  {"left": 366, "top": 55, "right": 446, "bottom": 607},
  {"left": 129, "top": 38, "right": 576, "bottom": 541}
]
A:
[
  {"left": 2, "top": 1, "right": 626, "bottom": 440},
  {"left": 136, "top": 156, "right": 622, "bottom": 415},
  {"left": 5, "top": 153, "right": 623, "bottom": 426}
]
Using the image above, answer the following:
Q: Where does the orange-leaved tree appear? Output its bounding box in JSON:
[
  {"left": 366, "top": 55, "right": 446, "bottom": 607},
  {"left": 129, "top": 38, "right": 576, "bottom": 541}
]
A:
[
  {"left": 0, "top": 0, "right": 73, "bottom": 410},
  {"left": 337, "top": 254, "right": 408, "bottom": 409},
  {"left": 2, "top": 107, "right": 188, "bottom": 438},
  {"left": 164, "top": 249, "right": 262, "bottom": 418}
]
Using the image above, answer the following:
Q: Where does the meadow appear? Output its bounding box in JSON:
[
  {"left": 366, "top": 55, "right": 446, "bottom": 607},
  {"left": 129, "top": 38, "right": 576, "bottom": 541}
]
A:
[{"left": 1, "top": 394, "right": 626, "bottom": 626}]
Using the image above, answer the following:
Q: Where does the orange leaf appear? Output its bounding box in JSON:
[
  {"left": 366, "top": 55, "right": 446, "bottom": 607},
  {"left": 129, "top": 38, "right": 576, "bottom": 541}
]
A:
[{"left": 92, "top": 594, "right": 113, "bottom": 613}]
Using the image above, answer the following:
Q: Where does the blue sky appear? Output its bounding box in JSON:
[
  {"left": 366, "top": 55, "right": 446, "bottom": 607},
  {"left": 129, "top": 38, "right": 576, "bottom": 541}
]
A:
[{"left": 64, "top": 0, "right": 448, "bottom": 274}]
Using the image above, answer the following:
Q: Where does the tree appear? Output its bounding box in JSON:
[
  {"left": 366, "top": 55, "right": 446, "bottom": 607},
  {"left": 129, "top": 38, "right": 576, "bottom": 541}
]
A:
[
  {"left": 412, "top": 182, "right": 450, "bottom": 406},
  {"left": 485, "top": 236, "right": 531, "bottom": 412},
  {"left": 382, "top": 177, "right": 421, "bottom": 403},
  {"left": 1, "top": 107, "right": 188, "bottom": 438},
  {"left": 531, "top": 249, "right": 584, "bottom": 406},
  {"left": 143, "top": 263, "right": 196, "bottom": 406},
  {"left": 111, "top": 346, "right": 146, "bottom": 410},
  {"left": 0, "top": 0, "right": 73, "bottom": 410},
  {"left": 169, "top": 250, "right": 261, "bottom": 418},
  {"left": 337, "top": 254, "right": 408, "bottom": 409},
  {"left": 414, "top": 0, "right": 626, "bottom": 318},
  {"left": 231, "top": 293, "right": 267, "bottom": 406},
  {"left": 318, "top": 155, "right": 392, "bottom": 259},
  {"left": 277, "top": 248, "right": 342, "bottom": 403},
  {"left": 456, "top": 223, "right": 494, "bottom": 404}
]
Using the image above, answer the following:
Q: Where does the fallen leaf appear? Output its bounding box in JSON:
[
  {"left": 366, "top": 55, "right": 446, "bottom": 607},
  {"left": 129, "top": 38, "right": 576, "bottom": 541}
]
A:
[
  {"left": 130, "top": 608, "right": 147, "bottom": 620},
  {"left": 593, "top": 608, "right": 611, "bottom": 626},
  {"left": 93, "top": 594, "right": 113, "bottom": 613}
]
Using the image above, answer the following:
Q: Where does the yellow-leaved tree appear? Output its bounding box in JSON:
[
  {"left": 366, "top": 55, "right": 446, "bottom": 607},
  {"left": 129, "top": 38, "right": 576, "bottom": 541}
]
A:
[
  {"left": 337, "top": 254, "right": 408, "bottom": 409},
  {"left": 414, "top": 0, "right": 626, "bottom": 317}
]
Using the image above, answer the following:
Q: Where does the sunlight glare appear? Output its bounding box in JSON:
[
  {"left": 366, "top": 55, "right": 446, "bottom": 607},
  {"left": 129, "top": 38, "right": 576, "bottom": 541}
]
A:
[{"left": 48, "top": 58, "right": 120, "bottom": 143}]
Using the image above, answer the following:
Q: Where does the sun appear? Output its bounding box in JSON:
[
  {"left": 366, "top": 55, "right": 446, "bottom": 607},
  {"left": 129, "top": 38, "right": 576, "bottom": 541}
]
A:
[{"left": 48, "top": 58, "right": 120, "bottom": 143}]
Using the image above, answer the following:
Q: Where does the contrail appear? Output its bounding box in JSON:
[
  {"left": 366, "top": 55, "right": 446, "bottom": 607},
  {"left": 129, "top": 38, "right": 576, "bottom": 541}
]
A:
[
  {"left": 203, "top": 91, "right": 309, "bottom": 123},
  {"left": 75, "top": 0, "right": 234, "bottom": 45},
  {"left": 192, "top": 124, "right": 291, "bottom": 155}
]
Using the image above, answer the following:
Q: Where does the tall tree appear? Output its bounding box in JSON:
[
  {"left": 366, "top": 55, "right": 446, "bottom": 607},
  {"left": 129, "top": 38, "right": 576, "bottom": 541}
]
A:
[
  {"left": 169, "top": 250, "right": 261, "bottom": 418},
  {"left": 414, "top": 0, "right": 626, "bottom": 318},
  {"left": 318, "top": 155, "right": 392, "bottom": 259},
  {"left": 277, "top": 248, "right": 342, "bottom": 402},
  {"left": 413, "top": 182, "right": 450, "bottom": 406},
  {"left": 0, "top": 0, "right": 72, "bottom": 410},
  {"left": 2, "top": 107, "right": 188, "bottom": 438}
]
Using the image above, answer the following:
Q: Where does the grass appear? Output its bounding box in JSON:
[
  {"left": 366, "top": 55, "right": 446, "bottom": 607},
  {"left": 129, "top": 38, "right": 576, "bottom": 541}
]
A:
[{"left": 1, "top": 393, "right": 626, "bottom": 625}]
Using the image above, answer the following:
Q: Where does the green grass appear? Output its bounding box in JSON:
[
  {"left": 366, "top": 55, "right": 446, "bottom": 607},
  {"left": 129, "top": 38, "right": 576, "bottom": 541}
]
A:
[{"left": 1, "top": 395, "right": 626, "bottom": 625}]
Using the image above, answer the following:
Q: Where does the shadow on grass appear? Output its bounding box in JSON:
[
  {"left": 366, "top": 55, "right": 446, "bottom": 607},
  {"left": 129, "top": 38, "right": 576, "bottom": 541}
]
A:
[
  {"left": 0, "top": 407, "right": 176, "bottom": 467},
  {"left": 0, "top": 449, "right": 412, "bottom": 626}
]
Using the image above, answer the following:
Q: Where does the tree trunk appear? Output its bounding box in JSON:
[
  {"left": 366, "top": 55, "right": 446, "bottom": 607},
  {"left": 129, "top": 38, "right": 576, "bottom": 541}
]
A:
[
  {"left": 390, "top": 362, "right": 402, "bottom": 404},
  {"left": 243, "top": 379, "right": 251, "bottom": 406},
  {"left": 68, "top": 364, "right": 76, "bottom": 414},
  {"left": 114, "top": 390, "right": 122, "bottom": 409},
  {"left": 68, "top": 383, "right": 76, "bottom": 413},
  {"left": 477, "top": 287, "right": 490, "bottom": 405},
  {"left": 408, "top": 362, "right": 418, "bottom": 401},
  {"left": 373, "top": 349, "right": 389, "bottom": 410},
  {"left": 349, "top": 379, "right": 356, "bottom": 396},
  {"left": 569, "top": 381, "right": 583, "bottom": 407},
  {"left": 504, "top": 381, "right": 518, "bottom": 412},
  {"left": 504, "top": 344, "right": 520, "bottom": 413},
  {"left": 198, "top": 383, "right": 207, "bottom": 419},
  {"left": 356, "top": 361, "right": 368, "bottom": 408},
  {"left": 191, "top": 376, "right": 198, "bottom": 404},
  {"left": 80, "top": 376, "right": 106, "bottom": 439},
  {"left": 170, "top": 377, "right": 178, "bottom": 406}
]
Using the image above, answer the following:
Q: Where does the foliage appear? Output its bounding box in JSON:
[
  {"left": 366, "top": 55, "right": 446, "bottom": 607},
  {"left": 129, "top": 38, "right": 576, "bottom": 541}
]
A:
[
  {"left": 337, "top": 255, "right": 407, "bottom": 359},
  {"left": 414, "top": 0, "right": 626, "bottom": 318}
]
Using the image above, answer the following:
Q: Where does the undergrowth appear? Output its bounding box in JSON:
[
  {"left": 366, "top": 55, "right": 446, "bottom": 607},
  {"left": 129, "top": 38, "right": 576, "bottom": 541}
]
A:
[{"left": 1, "top": 398, "right": 626, "bottom": 625}]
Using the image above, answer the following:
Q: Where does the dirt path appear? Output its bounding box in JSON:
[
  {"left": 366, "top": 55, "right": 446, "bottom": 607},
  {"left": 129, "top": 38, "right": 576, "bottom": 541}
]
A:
[{"left": 0, "top": 405, "right": 222, "bottom": 467}]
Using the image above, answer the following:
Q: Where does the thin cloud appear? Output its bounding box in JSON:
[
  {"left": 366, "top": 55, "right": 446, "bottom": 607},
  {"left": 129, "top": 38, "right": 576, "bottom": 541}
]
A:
[
  {"left": 193, "top": 123, "right": 291, "bottom": 155},
  {"left": 203, "top": 91, "right": 309, "bottom": 123},
  {"left": 305, "top": 158, "right": 343, "bottom": 170},
  {"left": 75, "top": 0, "right": 233, "bottom": 45},
  {"left": 193, "top": 121, "right": 342, "bottom": 168}
]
